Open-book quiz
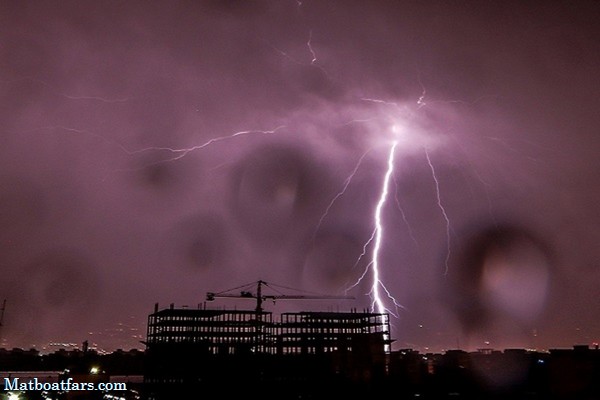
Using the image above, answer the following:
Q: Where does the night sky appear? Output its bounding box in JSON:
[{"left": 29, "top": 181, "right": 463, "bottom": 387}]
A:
[{"left": 1, "top": 1, "right": 599, "bottom": 353}]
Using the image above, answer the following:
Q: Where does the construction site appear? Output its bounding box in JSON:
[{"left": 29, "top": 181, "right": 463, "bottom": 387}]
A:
[
  {"left": 0, "top": 285, "right": 599, "bottom": 399},
  {"left": 143, "top": 281, "right": 392, "bottom": 398}
]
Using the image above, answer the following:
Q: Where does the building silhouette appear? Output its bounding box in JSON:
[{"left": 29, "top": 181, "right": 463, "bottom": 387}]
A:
[{"left": 143, "top": 303, "right": 391, "bottom": 398}]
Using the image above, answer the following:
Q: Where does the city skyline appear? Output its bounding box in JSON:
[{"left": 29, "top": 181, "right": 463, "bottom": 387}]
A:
[{"left": 1, "top": 1, "right": 599, "bottom": 353}]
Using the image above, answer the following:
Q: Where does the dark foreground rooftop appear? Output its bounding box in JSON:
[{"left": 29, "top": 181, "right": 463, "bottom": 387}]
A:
[{"left": 0, "top": 344, "right": 599, "bottom": 399}]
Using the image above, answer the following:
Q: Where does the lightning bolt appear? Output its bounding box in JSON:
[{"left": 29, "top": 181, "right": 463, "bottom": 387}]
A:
[
  {"left": 46, "top": 125, "right": 285, "bottom": 161},
  {"left": 416, "top": 70, "right": 427, "bottom": 108},
  {"left": 424, "top": 148, "right": 451, "bottom": 275},
  {"left": 370, "top": 141, "right": 400, "bottom": 315},
  {"left": 267, "top": 29, "right": 331, "bottom": 78},
  {"left": 346, "top": 141, "right": 404, "bottom": 321},
  {"left": 96, "top": 125, "right": 287, "bottom": 180},
  {"left": 307, "top": 30, "right": 317, "bottom": 65},
  {"left": 360, "top": 97, "right": 403, "bottom": 112},
  {"left": 350, "top": 228, "right": 376, "bottom": 271},
  {"left": 417, "top": 85, "right": 427, "bottom": 108},
  {"left": 34, "top": 124, "right": 286, "bottom": 182},
  {"left": 393, "top": 174, "right": 420, "bottom": 248},
  {"left": 312, "top": 149, "right": 371, "bottom": 240},
  {"left": 128, "top": 126, "right": 286, "bottom": 164}
]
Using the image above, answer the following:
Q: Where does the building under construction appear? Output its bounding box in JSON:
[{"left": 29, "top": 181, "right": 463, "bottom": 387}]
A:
[{"left": 144, "top": 281, "right": 392, "bottom": 397}]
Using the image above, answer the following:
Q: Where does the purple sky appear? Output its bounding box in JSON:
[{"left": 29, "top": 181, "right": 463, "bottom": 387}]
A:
[{"left": 1, "top": 1, "right": 599, "bottom": 353}]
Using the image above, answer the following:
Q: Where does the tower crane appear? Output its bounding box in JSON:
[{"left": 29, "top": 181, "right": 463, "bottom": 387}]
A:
[
  {"left": 206, "top": 281, "right": 353, "bottom": 352},
  {"left": 206, "top": 280, "right": 353, "bottom": 314}
]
